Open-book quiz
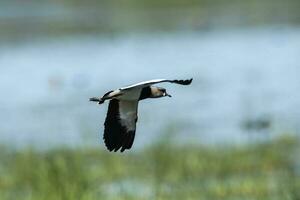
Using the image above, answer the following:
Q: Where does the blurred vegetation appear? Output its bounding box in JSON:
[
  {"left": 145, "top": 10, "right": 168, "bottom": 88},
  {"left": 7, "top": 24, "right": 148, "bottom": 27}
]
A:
[
  {"left": 0, "top": 0, "right": 300, "bottom": 41},
  {"left": 0, "top": 136, "right": 299, "bottom": 200}
]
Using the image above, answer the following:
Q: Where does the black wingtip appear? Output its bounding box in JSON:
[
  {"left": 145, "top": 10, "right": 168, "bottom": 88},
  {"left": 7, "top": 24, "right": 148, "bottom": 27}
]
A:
[
  {"left": 104, "top": 131, "right": 135, "bottom": 153},
  {"left": 173, "top": 78, "right": 193, "bottom": 85}
]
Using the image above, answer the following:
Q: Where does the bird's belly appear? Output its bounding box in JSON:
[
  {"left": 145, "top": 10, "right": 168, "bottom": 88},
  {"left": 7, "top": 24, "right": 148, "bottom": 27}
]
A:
[{"left": 117, "top": 89, "right": 141, "bottom": 101}]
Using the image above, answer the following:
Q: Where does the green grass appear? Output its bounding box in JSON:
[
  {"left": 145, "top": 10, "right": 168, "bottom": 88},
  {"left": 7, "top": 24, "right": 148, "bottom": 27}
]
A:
[
  {"left": 0, "top": 136, "right": 299, "bottom": 200},
  {"left": 1, "top": 0, "right": 300, "bottom": 42}
]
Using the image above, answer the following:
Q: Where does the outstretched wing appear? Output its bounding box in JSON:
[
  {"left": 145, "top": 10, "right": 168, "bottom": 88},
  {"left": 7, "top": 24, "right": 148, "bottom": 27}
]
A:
[
  {"left": 120, "top": 78, "right": 193, "bottom": 91},
  {"left": 103, "top": 99, "right": 138, "bottom": 152}
]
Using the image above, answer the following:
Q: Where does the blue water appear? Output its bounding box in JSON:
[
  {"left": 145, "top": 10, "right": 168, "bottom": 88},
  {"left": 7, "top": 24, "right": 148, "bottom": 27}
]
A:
[{"left": 0, "top": 27, "right": 300, "bottom": 148}]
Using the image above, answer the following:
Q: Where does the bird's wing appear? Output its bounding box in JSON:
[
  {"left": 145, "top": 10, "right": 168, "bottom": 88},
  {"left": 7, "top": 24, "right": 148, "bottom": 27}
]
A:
[
  {"left": 103, "top": 99, "right": 138, "bottom": 152},
  {"left": 119, "top": 78, "right": 193, "bottom": 91}
]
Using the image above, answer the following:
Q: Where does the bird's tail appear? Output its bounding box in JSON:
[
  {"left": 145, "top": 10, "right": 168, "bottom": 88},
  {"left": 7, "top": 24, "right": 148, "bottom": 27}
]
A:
[{"left": 89, "top": 97, "right": 105, "bottom": 104}]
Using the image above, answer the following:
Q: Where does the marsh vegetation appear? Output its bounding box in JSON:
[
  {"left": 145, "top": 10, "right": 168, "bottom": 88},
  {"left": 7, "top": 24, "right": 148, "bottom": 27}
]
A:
[{"left": 0, "top": 136, "right": 299, "bottom": 200}]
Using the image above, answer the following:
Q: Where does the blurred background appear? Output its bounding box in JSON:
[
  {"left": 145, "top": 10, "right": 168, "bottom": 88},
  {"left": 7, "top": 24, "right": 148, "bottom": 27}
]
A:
[{"left": 0, "top": 0, "right": 300, "bottom": 199}]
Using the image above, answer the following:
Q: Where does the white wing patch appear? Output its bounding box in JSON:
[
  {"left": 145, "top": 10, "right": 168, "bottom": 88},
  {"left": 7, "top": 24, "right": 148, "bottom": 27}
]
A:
[{"left": 118, "top": 100, "right": 138, "bottom": 131}]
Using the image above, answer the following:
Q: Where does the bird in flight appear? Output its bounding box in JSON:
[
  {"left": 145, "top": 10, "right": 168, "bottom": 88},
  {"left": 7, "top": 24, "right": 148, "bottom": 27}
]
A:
[{"left": 90, "top": 78, "right": 193, "bottom": 152}]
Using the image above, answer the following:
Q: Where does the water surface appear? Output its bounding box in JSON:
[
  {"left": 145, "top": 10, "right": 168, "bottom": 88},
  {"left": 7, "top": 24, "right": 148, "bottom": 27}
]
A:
[{"left": 0, "top": 27, "right": 299, "bottom": 148}]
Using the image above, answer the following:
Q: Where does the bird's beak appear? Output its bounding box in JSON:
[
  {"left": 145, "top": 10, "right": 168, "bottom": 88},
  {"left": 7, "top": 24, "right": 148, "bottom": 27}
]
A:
[{"left": 164, "top": 92, "right": 172, "bottom": 97}]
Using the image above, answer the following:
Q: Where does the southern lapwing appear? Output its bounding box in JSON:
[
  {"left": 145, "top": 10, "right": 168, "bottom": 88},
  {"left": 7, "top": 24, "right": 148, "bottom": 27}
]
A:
[{"left": 90, "top": 78, "right": 193, "bottom": 152}]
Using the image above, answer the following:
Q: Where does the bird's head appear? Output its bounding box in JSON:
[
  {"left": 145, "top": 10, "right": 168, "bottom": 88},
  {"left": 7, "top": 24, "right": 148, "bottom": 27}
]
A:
[{"left": 150, "top": 86, "right": 172, "bottom": 98}]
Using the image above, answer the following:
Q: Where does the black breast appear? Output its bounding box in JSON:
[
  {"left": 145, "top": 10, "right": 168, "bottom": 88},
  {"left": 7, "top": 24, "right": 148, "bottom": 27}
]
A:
[{"left": 139, "top": 86, "right": 151, "bottom": 100}]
